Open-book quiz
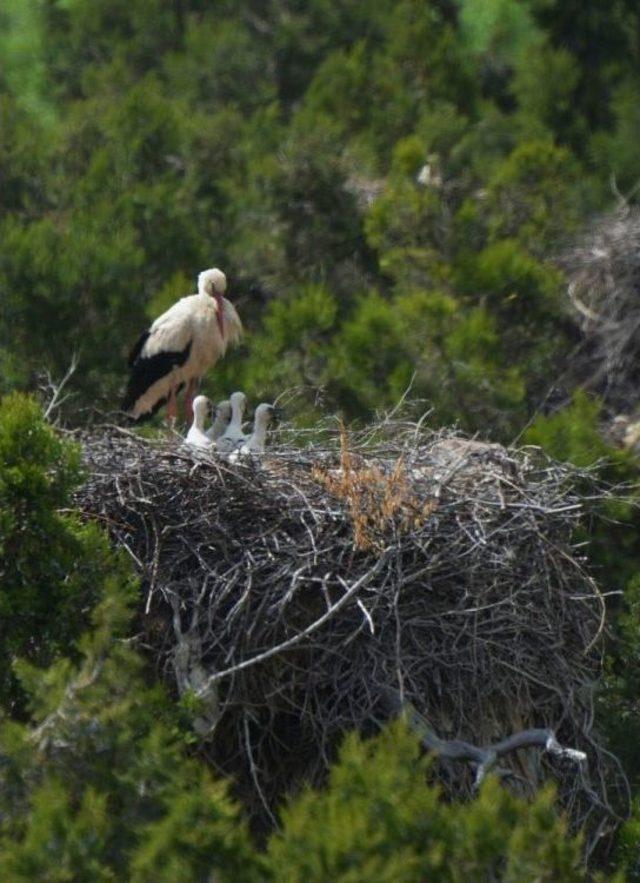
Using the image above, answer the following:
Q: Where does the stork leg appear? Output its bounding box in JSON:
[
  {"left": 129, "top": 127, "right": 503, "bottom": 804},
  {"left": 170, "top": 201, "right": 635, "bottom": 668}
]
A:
[
  {"left": 166, "top": 387, "right": 178, "bottom": 428},
  {"left": 184, "top": 378, "right": 198, "bottom": 424}
]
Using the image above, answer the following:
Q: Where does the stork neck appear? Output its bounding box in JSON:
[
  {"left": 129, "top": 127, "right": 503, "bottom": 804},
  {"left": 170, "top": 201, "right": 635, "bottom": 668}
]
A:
[
  {"left": 230, "top": 400, "right": 244, "bottom": 428},
  {"left": 211, "top": 413, "right": 225, "bottom": 435},
  {"left": 214, "top": 293, "right": 226, "bottom": 337},
  {"left": 252, "top": 421, "right": 268, "bottom": 446},
  {"left": 193, "top": 409, "right": 207, "bottom": 431}
]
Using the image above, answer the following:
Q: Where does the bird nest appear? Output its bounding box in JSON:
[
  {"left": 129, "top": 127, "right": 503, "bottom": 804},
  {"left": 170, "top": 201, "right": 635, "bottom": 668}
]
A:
[
  {"left": 74, "top": 420, "right": 625, "bottom": 846},
  {"left": 565, "top": 206, "right": 640, "bottom": 411}
]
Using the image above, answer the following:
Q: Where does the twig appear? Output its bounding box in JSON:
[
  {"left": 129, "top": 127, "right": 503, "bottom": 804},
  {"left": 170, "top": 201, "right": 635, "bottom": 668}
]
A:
[
  {"left": 196, "top": 553, "right": 390, "bottom": 694},
  {"left": 42, "top": 353, "right": 79, "bottom": 420}
]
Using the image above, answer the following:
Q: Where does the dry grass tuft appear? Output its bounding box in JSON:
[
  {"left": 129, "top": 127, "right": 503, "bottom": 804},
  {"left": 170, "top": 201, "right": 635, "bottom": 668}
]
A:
[{"left": 312, "top": 423, "right": 437, "bottom": 550}]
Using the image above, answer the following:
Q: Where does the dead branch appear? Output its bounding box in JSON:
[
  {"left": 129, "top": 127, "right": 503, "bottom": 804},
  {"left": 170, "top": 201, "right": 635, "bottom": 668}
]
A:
[
  {"left": 41, "top": 353, "right": 79, "bottom": 421},
  {"left": 380, "top": 686, "right": 587, "bottom": 788}
]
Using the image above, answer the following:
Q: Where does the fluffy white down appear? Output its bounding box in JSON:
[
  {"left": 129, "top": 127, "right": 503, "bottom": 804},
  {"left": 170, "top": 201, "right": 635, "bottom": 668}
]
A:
[
  {"left": 240, "top": 404, "right": 275, "bottom": 455},
  {"left": 216, "top": 392, "right": 248, "bottom": 452},
  {"left": 206, "top": 400, "right": 232, "bottom": 441},
  {"left": 130, "top": 293, "right": 242, "bottom": 419},
  {"left": 186, "top": 396, "right": 213, "bottom": 448}
]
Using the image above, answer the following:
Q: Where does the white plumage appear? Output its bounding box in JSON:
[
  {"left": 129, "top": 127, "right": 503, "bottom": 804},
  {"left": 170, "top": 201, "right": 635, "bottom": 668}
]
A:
[
  {"left": 206, "top": 399, "right": 232, "bottom": 442},
  {"left": 123, "top": 268, "right": 242, "bottom": 422},
  {"left": 239, "top": 403, "right": 276, "bottom": 455},
  {"left": 216, "top": 391, "right": 248, "bottom": 453},
  {"left": 185, "top": 396, "right": 213, "bottom": 449}
]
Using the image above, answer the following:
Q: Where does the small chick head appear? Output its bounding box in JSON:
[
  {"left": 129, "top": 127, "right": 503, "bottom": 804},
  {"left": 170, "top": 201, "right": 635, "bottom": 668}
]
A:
[
  {"left": 229, "top": 390, "right": 247, "bottom": 414},
  {"left": 192, "top": 395, "right": 211, "bottom": 419},
  {"left": 254, "top": 403, "right": 276, "bottom": 427},
  {"left": 215, "top": 400, "right": 232, "bottom": 421}
]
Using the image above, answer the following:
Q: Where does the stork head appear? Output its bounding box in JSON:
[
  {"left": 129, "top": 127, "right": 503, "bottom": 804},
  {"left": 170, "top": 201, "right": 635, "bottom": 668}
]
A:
[
  {"left": 215, "top": 400, "right": 232, "bottom": 422},
  {"left": 229, "top": 391, "right": 247, "bottom": 417},
  {"left": 192, "top": 395, "right": 212, "bottom": 424},
  {"left": 198, "top": 267, "right": 227, "bottom": 297},
  {"left": 254, "top": 403, "right": 277, "bottom": 429}
]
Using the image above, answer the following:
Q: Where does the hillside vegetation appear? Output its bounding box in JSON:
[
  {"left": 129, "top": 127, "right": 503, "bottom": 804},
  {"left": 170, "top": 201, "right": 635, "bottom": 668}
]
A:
[{"left": 2, "top": 1, "right": 640, "bottom": 878}]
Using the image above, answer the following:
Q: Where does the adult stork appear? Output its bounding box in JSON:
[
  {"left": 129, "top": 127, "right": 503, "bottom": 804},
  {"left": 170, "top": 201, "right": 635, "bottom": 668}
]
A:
[{"left": 122, "top": 268, "right": 242, "bottom": 423}]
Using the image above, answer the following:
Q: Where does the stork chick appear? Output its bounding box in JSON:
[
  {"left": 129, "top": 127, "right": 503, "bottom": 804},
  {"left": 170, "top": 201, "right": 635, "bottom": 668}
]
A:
[
  {"left": 216, "top": 391, "right": 248, "bottom": 453},
  {"left": 206, "top": 399, "right": 232, "bottom": 442},
  {"left": 185, "top": 396, "right": 213, "bottom": 449},
  {"left": 239, "top": 403, "right": 276, "bottom": 455},
  {"left": 122, "top": 268, "right": 242, "bottom": 424}
]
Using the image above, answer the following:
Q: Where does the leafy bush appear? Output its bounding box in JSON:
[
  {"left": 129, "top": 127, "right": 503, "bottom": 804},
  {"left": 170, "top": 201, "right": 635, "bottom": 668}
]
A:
[
  {"left": 0, "top": 393, "right": 260, "bottom": 881},
  {"left": 0, "top": 393, "right": 136, "bottom": 710},
  {"left": 268, "top": 722, "right": 601, "bottom": 882}
]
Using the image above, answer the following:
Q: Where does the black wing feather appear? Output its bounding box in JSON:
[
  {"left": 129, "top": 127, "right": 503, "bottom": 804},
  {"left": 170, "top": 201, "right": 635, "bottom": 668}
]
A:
[
  {"left": 122, "top": 337, "right": 192, "bottom": 417},
  {"left": 128, "top": 330, "right": 151, "bottom": 368}
]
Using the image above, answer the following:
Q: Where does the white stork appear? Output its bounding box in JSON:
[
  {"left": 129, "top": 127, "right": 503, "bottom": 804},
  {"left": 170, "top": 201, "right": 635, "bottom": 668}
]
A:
[
  {"left": 122, "top": 268, "right": 242, "bottom": 423},
  {"left": 239, "top": 403, "right": 276, "bottom": 455},
  {"left": 206, "top": 399, "right": 232, "bottom": 442},
  {"left": 215, "top": 391, "right": 248, "bottom": 453},
  {"left": 185, "top": 395, "right": 213, "bottom": 449}
]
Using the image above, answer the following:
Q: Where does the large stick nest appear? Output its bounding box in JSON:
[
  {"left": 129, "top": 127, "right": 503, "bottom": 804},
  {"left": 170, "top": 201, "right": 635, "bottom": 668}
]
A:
[
  {"left": 75, "top": 421, "right": 625, "bottom": 843},
  {"left": 565, "top": 206, "right": 640, "bottom": 411}
]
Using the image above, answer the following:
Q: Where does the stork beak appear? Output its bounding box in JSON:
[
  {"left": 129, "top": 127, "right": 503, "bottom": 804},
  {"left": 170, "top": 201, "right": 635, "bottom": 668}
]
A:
[{"left": 271, "top": 405, "right": 282, "bottom": 424}]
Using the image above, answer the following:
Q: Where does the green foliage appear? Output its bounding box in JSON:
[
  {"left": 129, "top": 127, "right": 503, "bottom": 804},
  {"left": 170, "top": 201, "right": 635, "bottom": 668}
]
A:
[
  {"left": 483, "top": 140, "right": 582, "bottom": 251},
  {"left": 267, "top": 124, "right": 374, "bottom": 294},
  {"left": 0, "top": 396, "right": 260, "bottom": 880},
  {"left": 460, "top": 0, "right": 543, "bottom": 71},
  {"left": 619, "top": 796, "right": 640, "bottom": 881},
  {"left": 524, "top": 390, "right": 612, "bottom": 466},
  {"left": 529, "top": 0, "right": 639, "bottom": 141},
  {"left": 0, "top": 592, "right": 261, "bottom": 882},
  {"left": 602, "top": 576, "right": 640, "bottom": 805},
  {"left": 228, "top": 283, "right": 339, "bottom": 419},
  {"left": 526, "top": 393, "right": 640, "bottom": 807},
  {"left": 591, "top": 76, "right": 640, "bottom": 193},
  {"left": 329, "top": 291, "right": 417, "bottom": 417},
  {"left": 0, "top": 393, "right": 136, "bottom": 710},
  {"left": 1, "top": 0, "right": 637, "bottom": 434},
  {"left": 523, "top": 390, "right": 637, "bottom": 576},
  {"left": 268, "top": 722, "right": 598, "bottom": 882},
  {"left": 0, "top": 0, "right": 55, "bottom": 123},
  {"left": 512, "top": 44, "right": 581, "bottom": 142}
]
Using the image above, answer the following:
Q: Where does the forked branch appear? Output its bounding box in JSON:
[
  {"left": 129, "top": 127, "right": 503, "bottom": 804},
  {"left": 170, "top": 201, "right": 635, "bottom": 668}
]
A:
[{"left": 381, "top": 687, "right": 587, "bottom": 787}]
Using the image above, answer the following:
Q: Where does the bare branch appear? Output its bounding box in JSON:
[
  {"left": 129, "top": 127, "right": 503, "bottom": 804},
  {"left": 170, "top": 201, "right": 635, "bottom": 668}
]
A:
[
  {"left": 380, "top": 687, "right": 586, "bottom": 788},
  {"left": 42, "top": 353, "right": 80, "bottom": 421}
]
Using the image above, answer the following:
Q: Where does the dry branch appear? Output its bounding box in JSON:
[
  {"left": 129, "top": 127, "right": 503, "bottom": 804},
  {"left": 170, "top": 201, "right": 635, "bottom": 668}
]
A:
[
  {"left": 380, "top": 686, "right": 587, "bottom": 788},
  {"left": 40, "top": 354, "right": 79, "bottom": 422}
]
